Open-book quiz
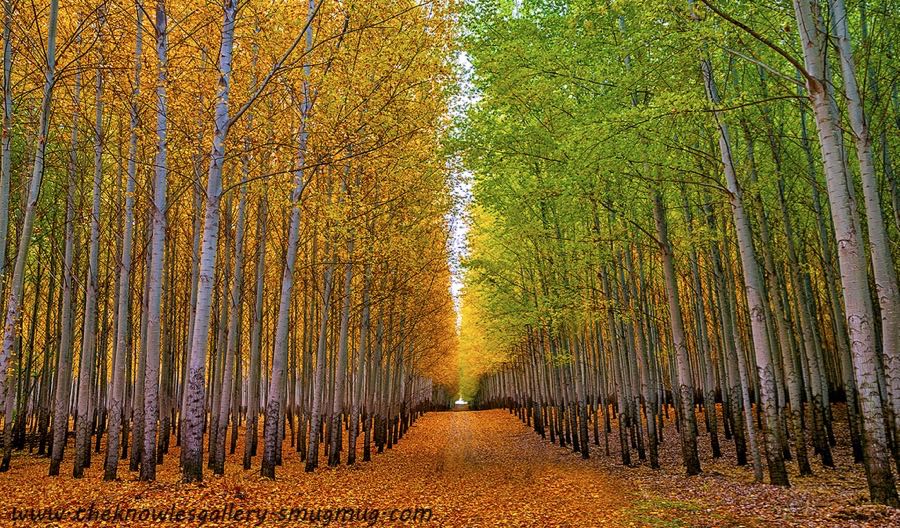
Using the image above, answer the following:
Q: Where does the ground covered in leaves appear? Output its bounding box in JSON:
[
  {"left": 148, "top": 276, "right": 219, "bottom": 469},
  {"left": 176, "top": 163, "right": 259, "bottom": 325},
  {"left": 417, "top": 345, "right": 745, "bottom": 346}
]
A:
[
  {"left": 3, "top": 410, "right": 631, "bottom": 527},
  {"left": 544, "top": 404, "right": 900, "bottom": 528},
  {"left": 1, "top": 408, "right": 898, "bottom": 527}
]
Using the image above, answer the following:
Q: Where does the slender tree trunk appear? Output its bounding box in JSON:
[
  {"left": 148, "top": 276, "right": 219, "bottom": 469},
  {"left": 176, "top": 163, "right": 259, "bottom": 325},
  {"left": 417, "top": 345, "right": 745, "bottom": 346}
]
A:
[
  {"left": 131, "top": 237, "right": 151, "bottom": 471},
  {"left": 305, "top": 257, "right": 335, "bottom": 472},
  {"left": 260, "top": 2, "right": 314, "bottom": 478},
  {"left": 792, "top": 0, "right": 898, "bottom": 505},
  {"left": 348, "top": 266, "right": 370, "bottom": 465},
  {"left": 328, "top": 222, "right": 354, "bottom": 466},
  {"left": 140, "top": 0, "right": 169, "bottom": 481},
  {"left": 364, "top": 307, "right": 383, "bottom": 463},
  {"left": 653, "top": 192, "right": 701, "bottom": 476},
  {"left": 215, "top": 175, "right": 246, "bottom": 475},
  {"left": 723, "top": 246, "right": 763, "bottom": 481},
  {"left": 701, "top": 58, "right": 788, "bottom": 486},
  {"left": 0, "top": 0, "right": 13, "bottom": 294},
  {"left": 49, "top": 34, "right": 78, "bottom": 477},
  {"left": 181, "top": 0, "right": 237, "bottom": 483},
  {"left": 680, "top": 193, "right": 721, "bottom": 460},
  {"left": 179, "top": 151, "right": 203, "bottom": 449},
  {"left": 105, "top": 0, "right": 143, "bottom": 481},
  {"left": 74, "top": 19, "right": 106, "bottom": 477},
  {"left": 243, "top": 194, "right": 266, "bottom": 469},
  {"left": 0, "top": 0, "right": 59, "bottom": 431}
]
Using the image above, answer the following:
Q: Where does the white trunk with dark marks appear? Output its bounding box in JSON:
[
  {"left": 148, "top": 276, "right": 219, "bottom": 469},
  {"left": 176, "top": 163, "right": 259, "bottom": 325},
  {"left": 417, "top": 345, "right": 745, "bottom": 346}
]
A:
[
  {"left": 700, "top": 56, "right": 788, "bottom": 487},
  {"left": 105, "top": 0, "right": 143, "bottom": 481},
  {"left": 828, "top": 0, "right": 900, "bottom": 461},
  {"left": 140, "top": 0, "right": 169, "bottom": 482},
  {"left": 181, "top": 0, "right": 237, "bottom": 483},
  {"left": 792, "top": 0, "right": 898, "bottom": 505},
  {"left": 0, "top": 0, "right": 59, "bottom": 415}
]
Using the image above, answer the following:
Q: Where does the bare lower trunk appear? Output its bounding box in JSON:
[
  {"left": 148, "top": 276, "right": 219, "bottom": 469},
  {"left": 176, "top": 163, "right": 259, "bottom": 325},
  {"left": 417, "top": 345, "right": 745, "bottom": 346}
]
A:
[
  {"left": 215, "top": 178, "right": 247, "bottom": 475},
  {"left": 74, "top": 24, "right": 106, "bottom": 477},
  {"left": 793, "top": 0, "right": 898, "bottom": 505},
  {"left": 328, "top": 231, "right": 354, "bottom": 466},
  {"left": 181, "top": 0, "right": 237, "bottom": 483},
  {"left": 243, "top": 195, "right": 266, "bottom": 469},
  {"left": 348, "top": 267, "right": 370, "bottom": 465},
  {"left": 828, "top": 0, "right": 900, "bottom": 472},
  {"left": 653, "top": 192, "right": 700, "bottom": 476},
  {"left": 105, "top": 0, "right": 143, "bottom": 481},
  {"left": 140, "top": 0, "right": 169, "bottom": 482},
  {"left": 305, "top": 259, "right": 335, "bottom": 472}
]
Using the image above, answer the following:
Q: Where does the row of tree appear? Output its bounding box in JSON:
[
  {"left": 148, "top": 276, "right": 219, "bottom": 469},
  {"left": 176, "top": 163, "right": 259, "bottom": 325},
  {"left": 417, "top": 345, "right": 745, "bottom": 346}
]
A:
[
  {"left": 0, "top": 0, "right": 458, "bottom": 483},
  {"left": 457, "top": 0, "right": 899, "bottom": 507}
]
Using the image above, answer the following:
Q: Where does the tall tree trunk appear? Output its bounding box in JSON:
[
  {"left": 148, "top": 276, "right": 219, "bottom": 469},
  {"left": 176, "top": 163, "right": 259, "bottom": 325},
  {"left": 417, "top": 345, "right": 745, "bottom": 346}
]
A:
[
  {"left": 74, "top": 18, "right": 106, "bottom": 477},
  {"left": 130, "top": 234, "right": 152, "bottom": 471},
  {"left": 305, "top": 258, "right": 335, "bottom": 471},
  {"left": 328, "top": 222, "right": 354, "bottom": 466},
  {"left": 208, "top": 203, "right": 231, "bottom": 469},
  {"left": 214, "top": 175, "right": 247, "bottom": 475},
  {"left": 179, "top": 148, "right": 203, "bottom": 449},
  {"left": 105, "top": 0, "right": 143, "bottom": 481},
  {"left": 347, "top": 265, "right": 370, "bottom": 465},
  {"left": 140, "top": 0, "right": 169, "bottom": 482},
  {"left": 680, "top": 192, "right": 721, "bottom": 460},
  {"left": 243, "top": 194, "right": 266, "bottom": 469},
  {"left": 0, "top": 0, "right": 59, "bottom": 434},
  {"left": 653, "top": 192, "right": 701, "bottom": 476},
  {"left": 800, "top": 85, "right": 863, "bottom": 461},
  {"left": 260, "top": 1, "right": 314, "bottom": 478},
  {"left": 792, "top": 0, "right": 898, "bottom": 505},
  {"left": 181, "top": 0, "right": 237, "bottom": 483},
  {"left": 828, "top": 0, "right": 900, "bottom": 469},
  {"left": 701, "top": 58, "right": 788, "bottom": 486},
  {"left": 49, "top": 30, "right": 78, "bottom": 477},
  {"left": 0, "top": 0, "right": 13, "bottom": 294}
]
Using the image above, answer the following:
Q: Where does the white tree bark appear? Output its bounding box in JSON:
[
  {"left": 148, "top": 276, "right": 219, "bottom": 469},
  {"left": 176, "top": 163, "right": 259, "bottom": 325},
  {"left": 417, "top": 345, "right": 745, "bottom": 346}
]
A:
[
  {"left": 828, "top": 0, "right": 900, "bottom": 463},
  {"left": 140, "top": 0, "right": 169, "bottom": 482},
  {"left": 74, "top": 12, "right": 106, "bottom": 478},
  {"left": 792, "top": 0, "right": 898, "bottom": 505},
  {"left": 0, "top": 0, "right": 59, "bottom": 413},
  {"left": 104, "top": 0, "right": 143, "bottom": 481},
  {"left": 181, "top": 0, "right": 237, "bottom": 482},
  {"left": 701, "top": 56, "right": 788, "bottom": 486}
]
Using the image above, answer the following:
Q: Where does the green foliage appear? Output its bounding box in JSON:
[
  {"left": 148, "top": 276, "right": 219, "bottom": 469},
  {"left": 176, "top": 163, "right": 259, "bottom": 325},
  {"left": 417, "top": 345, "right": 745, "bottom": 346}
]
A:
[{"left": 453, "top": 0, "right": 900, "bottom": 384}]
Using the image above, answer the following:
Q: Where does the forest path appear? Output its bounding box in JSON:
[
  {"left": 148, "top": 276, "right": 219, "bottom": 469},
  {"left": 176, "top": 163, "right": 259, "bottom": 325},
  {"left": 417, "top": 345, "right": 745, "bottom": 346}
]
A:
[
  {"left": 396, "top": 409, "right": 634, "bottom": 526},
  {"left": 3, "top": 410, "right": 638, "bottom": 527}
]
